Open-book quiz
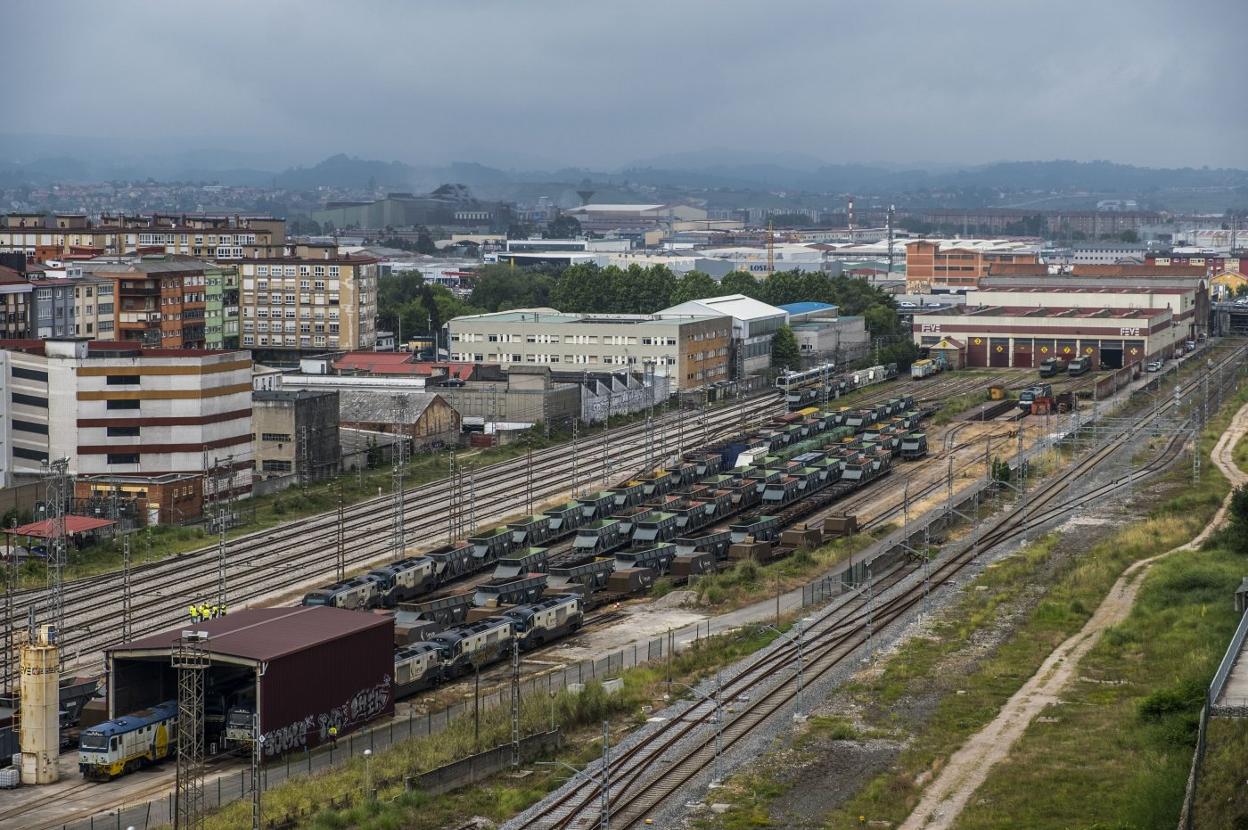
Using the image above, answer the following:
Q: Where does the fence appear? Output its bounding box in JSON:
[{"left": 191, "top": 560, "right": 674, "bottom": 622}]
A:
[{"left": 1179, "top": 606, "right": 1248, "bottom": 830}]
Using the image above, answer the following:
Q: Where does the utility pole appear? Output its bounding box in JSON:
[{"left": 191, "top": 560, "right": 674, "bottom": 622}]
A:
[
  {"left": 43, "top": 458, "right": 70, "bottom": 634},
  {"left": 336, "top": 478, "right": 345, "bottom": 582},
  {"left": 173, "top": 631, "right": 209, "bottom": 830},
  {"left": 392, "top": 398, "right": 408, "bottom": 560},
  {"left": 3, "top": 519, "right": 14, "bottom": 695},
  {"left": 251, "top": 712, "right": 263, "bottom": 830},
  {"left": 122, "top": 531, "right": 132, "bottom": 642},
  {"left": 511, "top": 637, "right": 521, "bottom": 768},
  {"left": 572, "top": 417, "right": 581, "bottom": 498},
  {"left": 603, "top": 378, "right": 612, "bottom": 487},
  {"left": 214, "top": 455, "right": 232, "bottom": 613},
  {"left": 600, "top": 720, "right": 611, "bottom": 830},
  {"left": 526, "top": 449, "right": 534, "bottom": 517}
]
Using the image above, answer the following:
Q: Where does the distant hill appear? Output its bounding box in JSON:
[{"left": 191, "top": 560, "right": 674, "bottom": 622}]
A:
[{"left": 1, "top": 140, "right": 1245, "bottom": 212}]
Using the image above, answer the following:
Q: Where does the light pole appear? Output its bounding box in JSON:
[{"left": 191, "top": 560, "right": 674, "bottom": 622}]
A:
[
  {"left": 763, "top": 619, "right": 808, "bottom": 716},
  {"left": 668, "top": 676, "right": 725, "bottom": 788},
  {"left": 363, "top": 748, "right": 373, "bottom": 801}
]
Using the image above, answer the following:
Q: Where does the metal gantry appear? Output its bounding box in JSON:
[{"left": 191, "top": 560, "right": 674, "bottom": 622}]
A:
[
  {"left": 173, "top": 631, "right": 210, "bottom": 830},
  {"left": 392, "top": 398, "right": 408, "bottom": 560},
  {"left": 42, "top": 457, "right": 70, "bottom": 634}
]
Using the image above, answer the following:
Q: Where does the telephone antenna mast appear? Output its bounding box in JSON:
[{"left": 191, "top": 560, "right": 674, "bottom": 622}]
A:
[{"left": 767, "top": 220, "right": 775, "bottom": 274}]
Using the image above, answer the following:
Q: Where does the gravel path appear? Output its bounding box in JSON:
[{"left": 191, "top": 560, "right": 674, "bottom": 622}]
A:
[{"left": 899, "top": 402, "right": 1248, "bottom": 830}]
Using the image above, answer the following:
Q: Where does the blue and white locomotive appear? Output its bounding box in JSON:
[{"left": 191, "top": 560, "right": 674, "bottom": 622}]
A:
[{"left": 78, "top": 700, "right": 178, "bottom": 780}]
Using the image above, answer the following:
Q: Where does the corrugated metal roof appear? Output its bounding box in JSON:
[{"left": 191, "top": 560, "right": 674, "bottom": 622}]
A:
[
  {"left": 778, "top": 302, "right": 835, "bottom": 315},
  {"left": 108, "top": 607, "right": 392, "bottom": 663},
  {"left": 7, "top": 516, "right": 114, "bottom": 538},
  {"left": 338, "top": 390, "right": 444, "bottom": 424}
]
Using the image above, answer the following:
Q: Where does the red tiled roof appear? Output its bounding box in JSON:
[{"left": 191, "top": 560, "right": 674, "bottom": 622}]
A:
[{"left": 8, "top": 516, "right": 114, "bottom": 539}]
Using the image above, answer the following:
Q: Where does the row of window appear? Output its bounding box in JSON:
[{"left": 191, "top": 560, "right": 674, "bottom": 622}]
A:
[
  {"left": 245, "top": 322, "right": 338, "bottom": 334},
  {"left": 242, "top": 335, "right": 330, "bottom": 347},
  {"left": 248, "top": 308, "right": 340, "bottom": 320},
  {"left": 261, "top": 433, "right": 293, "bottom": 443},
  {"left": 451, "top": 352, "right": 680, "bottom": 366},
  {"left": 253, "top": 265, "right": 341, "bottom": 277}
]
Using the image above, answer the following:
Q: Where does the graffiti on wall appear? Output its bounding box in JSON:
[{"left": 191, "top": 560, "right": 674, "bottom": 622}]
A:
[{"left": 262, "top": 675, "right": 393, "bottom": 756}]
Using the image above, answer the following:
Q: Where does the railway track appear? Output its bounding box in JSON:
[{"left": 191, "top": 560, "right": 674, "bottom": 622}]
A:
[
  {"left": 3, "top": 393, "right": 790, "bottom": 671},
  {"left": 516, "top": 345, "right": 1246, "bottom": 829}
]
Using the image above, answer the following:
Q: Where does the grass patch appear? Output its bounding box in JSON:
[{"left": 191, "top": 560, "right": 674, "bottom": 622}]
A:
[
  {"left": 820, "top": 399, "right": 1236, "bottom": 828},
  {"left": 931, "top": 391, "right": 988, "bottom": 426},
  {"left": 1192, "top": 718, "right": 1248, "bottom": 828},
  {"left": 690, "top": 531, "right": 879, "bottom": 609},
  {"left": 956, "top": 543, "right": 1245, "bottom": 830}
]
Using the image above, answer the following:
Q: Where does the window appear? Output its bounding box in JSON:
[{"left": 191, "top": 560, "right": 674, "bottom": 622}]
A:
[
  {"left": 107, "top": 425, "right": 141, "bottom": 437},
  {"left": 262, "top": 460, "right": 293, "bottom": 473},
  {"left": 12, "top": 366, "right": 48, "bottom": 382},
  {"left": 11, "top": 392, "right": 47, "bottom": 408},
  {"left": 11, "top": 419, "right": 48, "bottom": 435},
  {"left": 107, "top": 453, "right": 140, "bottom": 465},
  {"left": 261, "top": 432, "right": 293, "bottom": 443},
  {"left": 106, "top": 399, "right": 140, "bottom": 410},
  {"left": 105, "top": 375, "right": 141, "bottom": 385},
  {"left": 13, "top": 447, "right": 48, "bottom": 462}
]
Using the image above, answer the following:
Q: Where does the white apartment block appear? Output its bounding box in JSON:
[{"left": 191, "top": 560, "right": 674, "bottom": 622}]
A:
[{"left": 2, "top": 338, "right": 253, "bottom": 487}]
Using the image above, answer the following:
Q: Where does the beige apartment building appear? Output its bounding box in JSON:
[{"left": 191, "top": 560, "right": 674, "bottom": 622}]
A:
[
  {"left": 237, "top": 244, "right": 379, "bottom": 352},
  {"left": 0, "top": 213, "right": 286, "bottom": 262},
  {"left": 447, "top": 308, "right": 731, "bottom": 389}
]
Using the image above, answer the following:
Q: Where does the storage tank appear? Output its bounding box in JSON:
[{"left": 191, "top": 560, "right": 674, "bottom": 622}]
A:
[{"left": 20, "top": 625, "right": 61, "bottom": 784}]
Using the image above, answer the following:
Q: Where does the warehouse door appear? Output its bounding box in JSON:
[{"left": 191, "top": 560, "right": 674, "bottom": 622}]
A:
[
  {"left": 989, "top": 338, "right": 1011, "bottom": 367},
  {"left": 1056, "top": 339, "right": 1077, "bottom": 361},
  {"left": 1012, "top": 338, "right": 1034, "bottom": 368},
  {"left": 1079, "top": 340, "right": 1100, "bottom": 369},
  {"left": 1034, "top": 339, "right": 1056, "bottom": 363},
  {"left": 966, "top": 336, "right": 988, "bottom": 367}
]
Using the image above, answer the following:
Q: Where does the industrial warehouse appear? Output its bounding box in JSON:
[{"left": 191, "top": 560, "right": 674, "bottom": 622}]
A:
[{"left": 911, "top": 278, "right": 1205, "bottom": 368}]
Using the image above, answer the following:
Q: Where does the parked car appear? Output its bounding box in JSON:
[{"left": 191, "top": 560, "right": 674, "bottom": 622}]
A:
[
  {"left": 898, "top": 301, "right": 917, "bottom": 309},
  {"left": 1146, "top": 360, "right": 1163, "bottom": 372}
]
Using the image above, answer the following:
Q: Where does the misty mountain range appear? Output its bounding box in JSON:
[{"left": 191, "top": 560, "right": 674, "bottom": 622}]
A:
[{"left": 2, "top": 133, "right": 1246, "bottom": 212}]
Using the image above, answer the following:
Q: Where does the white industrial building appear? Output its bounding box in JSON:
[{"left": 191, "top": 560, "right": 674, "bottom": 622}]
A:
[{"left": 658, "top": 294, "right": 787, "bottom": 376}]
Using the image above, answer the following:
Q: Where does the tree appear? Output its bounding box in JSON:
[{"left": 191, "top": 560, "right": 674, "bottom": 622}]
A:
[
  {"left": 1119, "top": 229, "right": 1140, "bottom": 243},
  {"left": 415, "top": 229, "right": 438, "bottom": 255},
  {"left": 469, "top": 264, "right": 555, "bottom": 312},
  {"left": 1227, "top": 485, "right": 1248, "bottom": 553},
  {"left": 507, "top": 221, "right": 535, "bottom": 239},
  {"left": 719, "top": 271, "right": 763, "bottom": 299},
  {"left": 545, "top": 215, "right": 582, "bottom": 239},
  {"left": 862, "top": 303, "right": 899, "bottom": 335},
  {"left": 771, "top": 324, "right": 800, "bottom": 371},
  {"left": 669, "top": 271, "right": 719, "bottom": 305}
]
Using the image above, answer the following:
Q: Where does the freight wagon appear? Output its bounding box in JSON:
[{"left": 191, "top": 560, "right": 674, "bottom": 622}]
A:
[
  {"left": 509, "top": 516, "right": 555, "bottom": 548},
  {"left": 573, "top": 519, "right": 628, "bottom": 557},
  {"left": 493, "top": 548, "right": 550, "bottom": 580}
]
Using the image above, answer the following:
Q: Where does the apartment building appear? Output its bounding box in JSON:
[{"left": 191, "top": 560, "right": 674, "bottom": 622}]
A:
[
  {"left": 0, "top": 213, "right": 285, "bottom": 263},
  {"left": 28, "top": 276, "right": 116, "bottom": 339},
  {"left": 205, "top": 264, "right": 240, "bottom": 349},
  {"left": 1, "top": 338, "right": 253, "bottom": 494},
  {"left": 448, "top": 308, "right": 731, "bottom": 389},
  {"left": 237, "top": 245, "right": 379, "bottom": 353},
  {"left": 75, "top": 261, "right": 215, "bottom": 348},
  {"left": 0, "top": 266, "right": 31, "bottom": 339}
]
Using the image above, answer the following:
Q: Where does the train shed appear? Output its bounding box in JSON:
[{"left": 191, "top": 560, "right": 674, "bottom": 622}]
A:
[{"left": 106, "top": 607, "right": 394, "bottom": 758}]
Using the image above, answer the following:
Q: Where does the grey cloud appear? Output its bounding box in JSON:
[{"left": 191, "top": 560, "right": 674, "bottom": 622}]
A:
[{"left": 7, "top": 0, "right": 1246, "bottom": 170}]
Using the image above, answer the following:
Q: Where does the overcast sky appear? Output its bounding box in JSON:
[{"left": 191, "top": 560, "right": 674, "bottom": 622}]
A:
[{"left": 8, "top": 0, "right": 1247, "bottom": 171}]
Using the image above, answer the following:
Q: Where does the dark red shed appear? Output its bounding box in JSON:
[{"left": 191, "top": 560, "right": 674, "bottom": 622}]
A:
[{"left": 107, "top": 606, "right": 394, "bottom": 757}]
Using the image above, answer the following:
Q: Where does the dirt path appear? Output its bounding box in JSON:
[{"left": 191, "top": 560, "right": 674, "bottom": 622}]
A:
[{"left": 898, "top": 403, "right": 1248, "bottom": 830}]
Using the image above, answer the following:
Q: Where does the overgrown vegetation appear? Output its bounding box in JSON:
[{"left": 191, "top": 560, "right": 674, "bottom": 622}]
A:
[{"left": 202, "top": 622, "right": 789, "bottom": 830}]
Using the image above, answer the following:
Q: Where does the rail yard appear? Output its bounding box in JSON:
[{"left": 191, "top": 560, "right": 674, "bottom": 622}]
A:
[{"left": 1, "top": 343, "right": 1236, "bottom": 830}]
